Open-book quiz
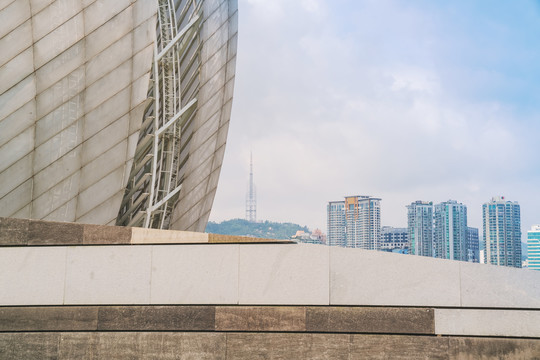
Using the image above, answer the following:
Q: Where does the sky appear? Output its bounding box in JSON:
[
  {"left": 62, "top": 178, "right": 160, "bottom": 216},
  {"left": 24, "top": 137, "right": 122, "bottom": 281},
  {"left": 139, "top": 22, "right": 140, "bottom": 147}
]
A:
[{"left": 210, "top": 0, "right": 540, "bottom": 241}]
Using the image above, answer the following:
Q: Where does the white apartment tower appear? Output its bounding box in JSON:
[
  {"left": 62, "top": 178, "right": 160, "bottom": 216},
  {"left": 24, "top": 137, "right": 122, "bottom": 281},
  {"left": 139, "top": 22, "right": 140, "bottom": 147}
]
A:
[
  {"left": 407, "top": 201, "right": 433, "bottom": 257},
  {"left": 433, "top": 200, "right": 468, "bottom": 261},
  {"left": 483, "top": 196, "right": 521, "bottom": 268},
  {"left": 327, "top": 195, "right": 381, "bottom": 250}
]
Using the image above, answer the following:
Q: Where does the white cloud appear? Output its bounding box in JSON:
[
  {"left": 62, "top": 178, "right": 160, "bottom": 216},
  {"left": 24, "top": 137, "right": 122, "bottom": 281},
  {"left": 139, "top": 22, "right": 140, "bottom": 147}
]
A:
[{"left": 211, "top": 0, "right": 540, "bottom": 238}]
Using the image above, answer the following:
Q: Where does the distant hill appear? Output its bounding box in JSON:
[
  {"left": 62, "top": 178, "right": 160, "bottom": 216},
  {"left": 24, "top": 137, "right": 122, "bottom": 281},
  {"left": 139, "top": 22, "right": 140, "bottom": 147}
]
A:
[{"left": 206, "top": 218, "right": 309, "bottom": 240}]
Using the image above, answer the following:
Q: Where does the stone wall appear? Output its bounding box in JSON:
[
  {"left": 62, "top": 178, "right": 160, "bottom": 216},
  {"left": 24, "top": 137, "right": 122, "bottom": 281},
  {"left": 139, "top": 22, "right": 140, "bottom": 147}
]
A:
[{"left": 0, "top": 218, "right": 539, "bottom": 359}]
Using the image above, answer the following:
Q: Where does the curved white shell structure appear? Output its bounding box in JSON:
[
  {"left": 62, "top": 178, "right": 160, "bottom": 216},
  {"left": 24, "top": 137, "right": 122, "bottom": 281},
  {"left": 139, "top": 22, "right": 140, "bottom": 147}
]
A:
[{"left": 0, "top": 0, "right": 237, "bottom": 231}]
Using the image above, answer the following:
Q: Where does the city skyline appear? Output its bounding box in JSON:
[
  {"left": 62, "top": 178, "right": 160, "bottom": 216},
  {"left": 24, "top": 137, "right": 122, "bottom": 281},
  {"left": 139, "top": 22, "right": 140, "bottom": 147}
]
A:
[{"left": 210, "top": 0, "right": 540, "bottom": 241}]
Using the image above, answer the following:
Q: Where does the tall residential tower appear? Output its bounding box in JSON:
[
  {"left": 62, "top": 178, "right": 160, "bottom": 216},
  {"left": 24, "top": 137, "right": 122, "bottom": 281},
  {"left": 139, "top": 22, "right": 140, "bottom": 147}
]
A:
[
  {"left": 327, "top": 195, "right": 381, "bottom": 250},
  {"left": 527, "top": 225, "right": 540, "bottom": 271},
  {"left": 433, "top": 200, "right": 468, "bottom": 261},
  {"left": 483, "top": 196, "right": 521, "bottom": 268},
  {"left": 407, "top": 201, "right": 433, "bottom": 257}
]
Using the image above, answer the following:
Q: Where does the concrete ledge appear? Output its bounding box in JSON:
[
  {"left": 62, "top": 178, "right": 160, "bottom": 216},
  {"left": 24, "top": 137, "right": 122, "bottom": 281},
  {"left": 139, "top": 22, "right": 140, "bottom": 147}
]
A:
[
  {"left": 0, "top": 305, "right": 434, "bottom": 335},
  {"left": 0, "top": 332, "right": 538, "bottom": 359},
  {"left": 435, "top": 309, "right": 540, "bottom": 338},
  {"left": 0, "top": 217, "right": 292, "bottom": 245}
]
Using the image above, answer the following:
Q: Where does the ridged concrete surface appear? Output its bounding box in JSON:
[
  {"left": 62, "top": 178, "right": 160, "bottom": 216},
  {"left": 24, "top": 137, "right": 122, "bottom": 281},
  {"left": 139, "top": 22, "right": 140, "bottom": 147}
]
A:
[
  {"left": 0, "top": 332, "right": 538, "bottom": 359},
  {"left": 0, "top": 0, "right": 156, "bottom": 225}
]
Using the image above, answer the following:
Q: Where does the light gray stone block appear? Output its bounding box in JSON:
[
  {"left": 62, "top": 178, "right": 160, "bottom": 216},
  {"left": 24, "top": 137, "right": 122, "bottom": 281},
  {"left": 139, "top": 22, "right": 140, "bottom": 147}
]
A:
[
  {"left": 133, "top": 15, "right": 155, "bottom": 54},
  {"left": 32, "top": 170, "right": 81, "bottom": 219},
  {"left": 150, "top": 244, "right": 239, "bottom": 304},
  {"left": 330, "top": 247, "right": 461, "bottom": 306},
  {"left": 80, "top": 140, "right": 127, "bottom": 191},
  {"left": 81, "top": 114, "right": 129, "bottom": 165},
  {"left": 130, "top": 72, "right": 150, "bottom": 107},
  {"left": 83, "top": 0, "right": 131, "bottom": 35},
  {"left": 0, "top": 180, "right": 32, "bottom": 217},
  {"left": 30, "top": 0, "right": 55, "bottom": 15},
  {"left": 0, "top": 247, "right": 66, "bottom": 305},
  {"left": 86, "top": 33, "right": 132, "bottom": 86},
  {"left": 460, "top": 261, "right": 540, "bottom": 308},
  {"left": 12, "top": 204, "right": 31, "bottom": 219},
  {"left": 133, "top": 0, "right": 156, "bottom": 27},
  {"left": 0, "top": 44, "right": 33, "bottom": 95},
  {"left": 64, "top": 245, "right": 152, "bottom": 304},
  {"left": 198, "top": 60, "right": 227, "bottom": 106},
  {"left": 239, "top": 244, "right": 330, "bottom": 305},
  {"left": 132, "top": 44, "right": 153, "bottom": 80},
  {"left": 43, "top": 197, "right": 77, "bottom": 222},
  {"left": 0, "top": 0, "right": 30, "bottom": 40},
  {"left": 76, "top": 167, "right": 124, "bottom": 218},
  {"left": 35, "top": 40, "right": 85, "bottom": 94},
  {"left": 83, "top": 85, "right": 131, "bottom": 139},
  {"left": 201, "top": 22, "right": 229, "bottom": 64},
  {"left": 85, "top": 5, "right": 133, "bottom": 60},
  {"left": 32, "top": 0, "right": 82, "bottom": 42},
  {"left": 0, "top": 19, "right": 32, "bottom": 68},
  {"left": 33, "top": 147, "right": 81, "bottom": 197},
  {"left": 35, "top": 93, "right": 84, "bottom": 147},
  {"left": 33, "top": 118, "right": 83, "bottom": 173},
  {"left": 435, "top": 309, "right": 540, "bottom": 338},
  {"left": 201, "top": 1, "right": 228, "bottom": 41},
  {"left": 34, "top": 12, "right": 85, "bottom": 68},
  {"left": 84, "top": 59, "right": 132, "bottom": 113},
  {"left": 36, "top": 66, "right": 85, "bottom": 119},
  {"left": 76, "top": 190, "right": 123, "bottom": 225},
  {"left": 0, "top": 100, "right": 35, "bottom": 148},
  {"left": 0, "top": 75, "right": 36, "bottom": 122},
  {"left": 0, "top": 125, "right": 34, "bottom": 173},
  {"left": 0, "top": 153, "right": 32, "bottom": 200}
]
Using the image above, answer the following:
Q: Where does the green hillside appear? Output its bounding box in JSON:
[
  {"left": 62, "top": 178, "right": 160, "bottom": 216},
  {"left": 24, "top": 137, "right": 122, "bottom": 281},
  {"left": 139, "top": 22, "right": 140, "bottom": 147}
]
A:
[{"left": 206, "top": 218, "right": 309, "bottom": 240}]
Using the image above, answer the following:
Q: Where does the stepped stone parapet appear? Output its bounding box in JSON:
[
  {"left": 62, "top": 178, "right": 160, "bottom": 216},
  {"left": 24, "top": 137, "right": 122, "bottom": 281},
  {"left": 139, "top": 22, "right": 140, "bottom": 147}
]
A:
[{"left": 0, "top": 217, "right": 539, "bottom": 359}]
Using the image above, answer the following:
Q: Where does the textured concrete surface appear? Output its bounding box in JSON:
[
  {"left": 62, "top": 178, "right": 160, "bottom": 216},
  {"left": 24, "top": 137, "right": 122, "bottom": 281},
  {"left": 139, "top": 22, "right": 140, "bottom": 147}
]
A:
[
  {"left": 238, "top": 243, "right": 330, "bottom": 305},
  {"left": 460, "top": 261, "right": 540, "bottom": 308},
  {"left": 216, "top": 306, "right": 306, "bottom": 332},
  {"left": 151, "top": 245, "right": 239, "bottom": 304},
  {"left": 0, "top": 217, "right": 291, "bottom": 246},
  {"left": 97, "top": 306, "right": 215, "bottom": 331},
  {"left": 330, "top": 246, "right": 461, "bottom": 307},
  {"left": 306, "top": 307, "right": 434, "bottom": 334},
  {"left": 0, "top": 247, "right": 66, "bottom": 305},
  {"left": 1, "top": 233, "right": 540, "bottom": 313},
  {"left": 435, "top": 309, "right": 540, "bottom": 338},
  {"left": 64, "top": 246, "right": 152, "bottom": 304},
  {"left": 0, "top": 308, "right": 538, "bottom": 358},
  {"left": 0, "top": 0, "right": 155, "bottom": 225}
]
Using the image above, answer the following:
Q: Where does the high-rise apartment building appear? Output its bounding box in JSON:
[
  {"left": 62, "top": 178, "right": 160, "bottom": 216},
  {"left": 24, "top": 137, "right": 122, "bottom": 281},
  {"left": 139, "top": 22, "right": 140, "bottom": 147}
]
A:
[
  {"left": 483, "top": 196, "right": 521, "bottom": 268},
  {"left": 380, "top": 226, "right": 408, "bottom": 252},
  {"left": 407, "top": 201, "right": 433, "bottom": 257},
  {"left": 527, "top": 225, "right": 540, "bottom": 271},
  {"left": 327, "top": 196, "right": 381, "bottom": 250},
  {"left": 467, "top": 227, "right": 480, "bottom": 263},
  {"left": 433, "top": 200, "right": 467, "bottom": 261},
  {"left": 327, "top": 201, "right": 346, "bottom": 247}
]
